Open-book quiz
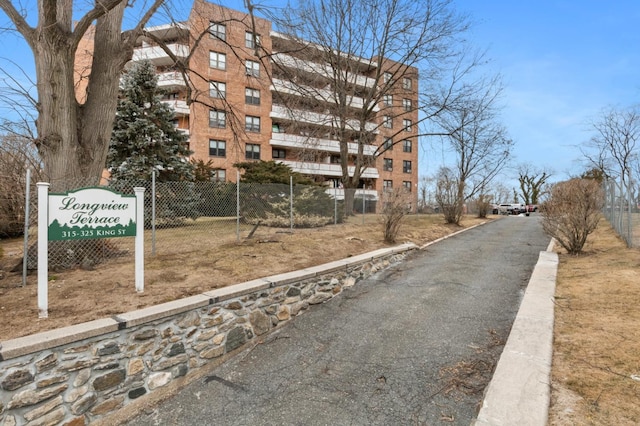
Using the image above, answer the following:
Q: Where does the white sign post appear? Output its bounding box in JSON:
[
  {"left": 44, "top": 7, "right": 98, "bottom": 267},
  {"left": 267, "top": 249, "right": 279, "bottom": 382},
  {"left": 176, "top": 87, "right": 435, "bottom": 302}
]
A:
[
  {"left": 37, "top": 184, "right": 146, "bottom": 318},
  {"left": 134, "top": 187, "right": 145, "bottom": 292},
  {"left": 37, "top": 183, "right": 50, "bottom": 318}
]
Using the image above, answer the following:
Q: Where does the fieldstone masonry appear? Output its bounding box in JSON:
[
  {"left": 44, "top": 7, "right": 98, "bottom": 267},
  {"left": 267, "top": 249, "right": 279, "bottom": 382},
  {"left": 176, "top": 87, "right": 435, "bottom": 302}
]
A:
[{"left": 0, "top": 243, "right": 415, "bottom": 425}]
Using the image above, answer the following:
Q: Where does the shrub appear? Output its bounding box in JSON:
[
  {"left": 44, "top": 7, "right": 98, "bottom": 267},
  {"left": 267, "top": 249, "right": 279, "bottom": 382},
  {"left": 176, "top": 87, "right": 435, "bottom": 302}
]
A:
[
  {"left": 541, "top": 178, "right": 604, "bottom": 254},
  {"left": 381, "top": 189, "right": 412, "bottom": 243},
  {"left": 240, "top": 183, "right": 342, "bottom": 228}
]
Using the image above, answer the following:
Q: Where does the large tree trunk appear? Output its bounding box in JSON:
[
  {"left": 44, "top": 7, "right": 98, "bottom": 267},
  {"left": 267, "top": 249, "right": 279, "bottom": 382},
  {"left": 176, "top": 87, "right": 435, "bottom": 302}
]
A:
[
  {"left": 32, "top": 26, "right": 83, "bottom": 188},
  {"left": 0, "top": 0, "right": 159, "bottom": 190},
  {"left": 32, "top": 3, "right": 130, "bottom": 190},
  {"left": 78, "top": 2, "right": 131, "bottom": 185}
]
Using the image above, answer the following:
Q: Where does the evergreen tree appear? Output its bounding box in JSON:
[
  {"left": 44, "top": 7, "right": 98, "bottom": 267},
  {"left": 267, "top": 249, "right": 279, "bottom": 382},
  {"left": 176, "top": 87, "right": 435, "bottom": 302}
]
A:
[{"left": 107, "top": 61, "right": 194, "bottom": 182}]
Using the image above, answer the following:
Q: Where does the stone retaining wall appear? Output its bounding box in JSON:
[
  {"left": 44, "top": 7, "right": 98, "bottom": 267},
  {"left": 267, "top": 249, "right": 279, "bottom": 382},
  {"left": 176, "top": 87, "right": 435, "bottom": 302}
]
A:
[{"left": 0, "top": 243, "right": 416, "bottom": 426}]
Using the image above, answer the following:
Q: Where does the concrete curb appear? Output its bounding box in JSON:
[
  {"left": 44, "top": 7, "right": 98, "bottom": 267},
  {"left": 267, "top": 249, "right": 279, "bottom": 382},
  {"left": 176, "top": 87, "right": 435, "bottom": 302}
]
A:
[{"left": 474, "top": 244, "right": 558, "bottom": 426}]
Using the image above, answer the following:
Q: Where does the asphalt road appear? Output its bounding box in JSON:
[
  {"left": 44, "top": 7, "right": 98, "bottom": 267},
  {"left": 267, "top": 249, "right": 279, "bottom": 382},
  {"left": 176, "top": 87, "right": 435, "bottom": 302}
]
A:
[{"left": 125, "top": 215, "right": 551, "bottom": 426}]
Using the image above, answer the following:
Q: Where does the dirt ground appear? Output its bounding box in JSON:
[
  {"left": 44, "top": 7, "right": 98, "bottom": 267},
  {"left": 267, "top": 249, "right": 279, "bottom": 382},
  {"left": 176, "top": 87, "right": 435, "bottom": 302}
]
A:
[
  {"left": 0, "top": 215, "right": 485, "bottom": 341},
  {"left": 548, "top": 220, "right": 640, "bottom": 425}
]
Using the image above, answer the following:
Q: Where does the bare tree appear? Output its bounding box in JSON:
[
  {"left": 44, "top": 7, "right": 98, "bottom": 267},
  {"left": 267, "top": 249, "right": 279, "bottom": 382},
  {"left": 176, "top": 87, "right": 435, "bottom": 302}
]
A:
[
  {"left": 434, "top": 166, "right": 461, "bottom": 224},
  {"left": 0, "top": 132, "right": 42, "bottom": 237},
  {"left": 517, "top": 163, "right": 551, "bottom": 205},
  {"left": 583, "top": 105, "right": 640, "bottom": 230},
  {"left": 380, "top": 188, "right": 412, "bottom": 243},
  {"left": 541, "top": 178, "right": 604, "bottom": 255},
  {"left": 0, "top": 0, "right": 170, "bottom": 188},
  {"left": 433, "top": 77, "right": 513, "bottom": 224},
  {"left": 267, "top": 0, "right": 479, "bottom": 215},
  {"left": 584, "top": 106, "right": 640, "bottom": 185}
]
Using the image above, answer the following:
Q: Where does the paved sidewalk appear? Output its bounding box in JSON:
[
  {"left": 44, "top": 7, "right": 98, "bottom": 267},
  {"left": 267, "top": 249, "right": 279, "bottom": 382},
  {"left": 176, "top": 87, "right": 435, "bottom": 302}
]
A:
[
  {"left": 475, "top": 242, "right": 558, "bottom": 426},
  {"left": 121, "top": 217, "right": 551, "bottom": 425}
]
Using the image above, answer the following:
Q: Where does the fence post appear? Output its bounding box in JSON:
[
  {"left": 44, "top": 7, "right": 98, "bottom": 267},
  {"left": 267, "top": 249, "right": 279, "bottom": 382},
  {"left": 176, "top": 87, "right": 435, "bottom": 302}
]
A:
[
  {"left": 334, "top": 186, "right": 337, "bottom": 225},
  {"left": 627, "top": 172, "right": 633, "bottom": 246},
  {"left": 236, "top": 170, "right": 240, "bottom": 242},
  {"left": 151, "top": 168, "right": 156, "bottom": 256},
  {"left": 290, "top": 175, "right": 294, "bottom": 231},
  {"left": 609, "top": 179, "right": 615, "bottom": 223},
  {"left": 22, "top": 168, "right": 31, "bottom": 287},
  {"left": 362, "top": 189, "right": 365, "bottom": 225}
]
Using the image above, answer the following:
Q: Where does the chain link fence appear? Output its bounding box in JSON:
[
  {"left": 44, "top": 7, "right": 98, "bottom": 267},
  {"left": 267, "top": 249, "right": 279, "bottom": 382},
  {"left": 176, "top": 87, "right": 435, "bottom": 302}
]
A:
[
  {"left": 7, "top": 171, "right": 386, "bottom": 282},
  {"left": 602, "top": 176, "right": 639, "bottom": 248}
]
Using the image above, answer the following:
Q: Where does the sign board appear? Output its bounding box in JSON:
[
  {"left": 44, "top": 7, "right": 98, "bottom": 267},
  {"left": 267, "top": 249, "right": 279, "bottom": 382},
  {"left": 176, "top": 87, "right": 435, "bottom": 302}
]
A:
[
  {"left": 37, "top": 183, "right": 146, "bottom": 318},
  {"left": 48, "top": 187, "right": 137, "bottom": 240}
]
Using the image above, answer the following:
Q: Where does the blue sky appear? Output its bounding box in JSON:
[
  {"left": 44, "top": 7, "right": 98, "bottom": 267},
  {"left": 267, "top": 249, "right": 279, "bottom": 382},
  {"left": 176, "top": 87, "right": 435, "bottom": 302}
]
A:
[
  {"left": 449, "top": 0, "right": 640, "bottom": 183},
  {"left": 2, "top": 0, "right": 639, "bottom": 186}
]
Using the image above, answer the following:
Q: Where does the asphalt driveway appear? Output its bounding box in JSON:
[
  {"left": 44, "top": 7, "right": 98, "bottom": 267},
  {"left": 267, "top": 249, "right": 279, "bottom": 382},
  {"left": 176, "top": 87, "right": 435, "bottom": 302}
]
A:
[{"left": 125, "top": 215, "right": 551, "bottom": 425}]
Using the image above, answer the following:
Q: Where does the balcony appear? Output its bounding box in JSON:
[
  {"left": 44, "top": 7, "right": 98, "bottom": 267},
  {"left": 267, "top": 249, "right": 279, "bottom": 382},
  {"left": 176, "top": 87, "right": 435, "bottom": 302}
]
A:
[
  {"left": 143, "top": 23, "right": 189, "bottom": 41},
  {"left": 271, "top": 105, "right": 378, "bottom": 133},
  {"left": 325, "top": 188, "right": 379, "bottom": 201},
  {"left": 161, "top": 100, "right": 190, "bottom": 116},
  {"left": 270, "top": 133, "right": 377, "bottom": 156},
  {"left": 278, "top": 160, "right": 379, "bottom": 179},
  {"left": 271, "top": 53, "right": 376, "bottom": 89},
  {"left": 132, "top": 43, "right": 190, "bottom": 67},
  {"left": 157, "top": 72, "right": 187, "bottom": 90},
  {"left": 271, "top": 31, "right": 378, "bottom": 72},
  {"left": 271, "top": 79, "right": 378, "bottom": 112}
]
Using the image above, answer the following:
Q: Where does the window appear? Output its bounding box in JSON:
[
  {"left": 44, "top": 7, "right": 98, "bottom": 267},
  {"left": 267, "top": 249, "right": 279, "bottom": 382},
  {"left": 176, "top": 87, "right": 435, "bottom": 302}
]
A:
[
  {"left": 383, "top": 72, "right": 392, "bottom": 83},
  {"left": 383, "top": 180, "right": 393, "bottom": 190},
  {"left": 209, "top": 51, "right": 226, "bottom": 70},
  {"left": 403, "top": 181, "right": 412, "bottom": 191},
  {"left": 383, "top": 94, "right": 393, "bottom": 106},
  {"left": 403, "top": 160, "right": 412, "bottom": 173},
  {"left": 383, "top": 137, "right": 393, "bottom": 151},
  {"left": 246, "top": 143, "right": 260, "bottom": 160},
  {"left": 209, "top": 139, "right": 226, "bottom": 157},
  {"left": 209, "top": 109, "right": 226, "bottom": 128},
  {"left": 402, "top": 98, "right": 412, "bottom": 112},
  {"left": 245, "top": 32, "right": 260, "bottom": 49},
  {"left": 383, "top": 158, "right": 393, "bottom": 171},
  {"left": 403, "top": 139, "right": 412, "bottom": 153},
  {"left": 272, "top": 123, "right": 283, "bottom": 133},
  {"left": 212, "top": 169, "right": 226, "bottom": 182},
  {"left": 330, "top": 155, "right": 341, "bottom": 164},
  {"left": 383, "top": 115, "right": 392, "bottom": 128},
  {"left": 245, "top": 116, "right": 260, "bottom": 132},
  {"left": 245, "top": 88, "right": 260, "bottom": 105},
  {"left": 272, "top": 148, "right": 286, "bottom": 159},
  {"left": 245, "top": 60, "right": 260, "bottom": 77},
  {"left": 402, "top": 77, "right": 412, "bottom": 90},
  {"left": 403, "top": 119, "right": 412, "bottom": 132},
  {"left": 210, "top": 81, "right": 226, "bottom": 98},
  {"left": 210, "top": 22, "right": 226, "bottom": 41}
]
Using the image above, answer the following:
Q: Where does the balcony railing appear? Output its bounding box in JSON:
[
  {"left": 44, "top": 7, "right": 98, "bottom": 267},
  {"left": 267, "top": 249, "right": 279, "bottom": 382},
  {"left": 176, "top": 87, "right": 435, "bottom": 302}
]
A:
[
  {"left": 271, "top": 105, "right": 378, "bottom": 133},
  {"left": 271, "top": 53, "right": 376, "bottom": 89},
  {"left": 161, "top": 100, "right": 190, "bottom": 115},
  {"left": 324, "top": 187, "right": 379, "bottom": 201},
  {"left": 271, "top": 79, "right": 378, "bottom": 112},
  {"left": 132, "top": 43, "right": 190, "bottom": 67},
  {"left": 270, "top": 133, "right": 377, "bottom": 156},
  {"left": 157, "top": 72, "right": 187, "bottom": 89},
  {"left": 278, "top": 160, "right": 379, "bottom": 179}
]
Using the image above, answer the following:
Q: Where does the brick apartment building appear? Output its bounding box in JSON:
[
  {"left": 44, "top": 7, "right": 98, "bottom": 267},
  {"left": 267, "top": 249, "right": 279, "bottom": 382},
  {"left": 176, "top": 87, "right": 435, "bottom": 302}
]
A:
[{"left": 125, "top": 0, "right": 419, "bottom": 210}]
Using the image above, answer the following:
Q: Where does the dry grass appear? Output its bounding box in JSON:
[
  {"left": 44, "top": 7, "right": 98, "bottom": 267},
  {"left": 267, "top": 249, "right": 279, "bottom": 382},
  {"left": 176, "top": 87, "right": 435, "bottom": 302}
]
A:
[
  {"left": 549, "top": 219, "right": 640, "bottom": 425},
  {"left": 0, "top": 214, "right": 484, "bottom": 341}
]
